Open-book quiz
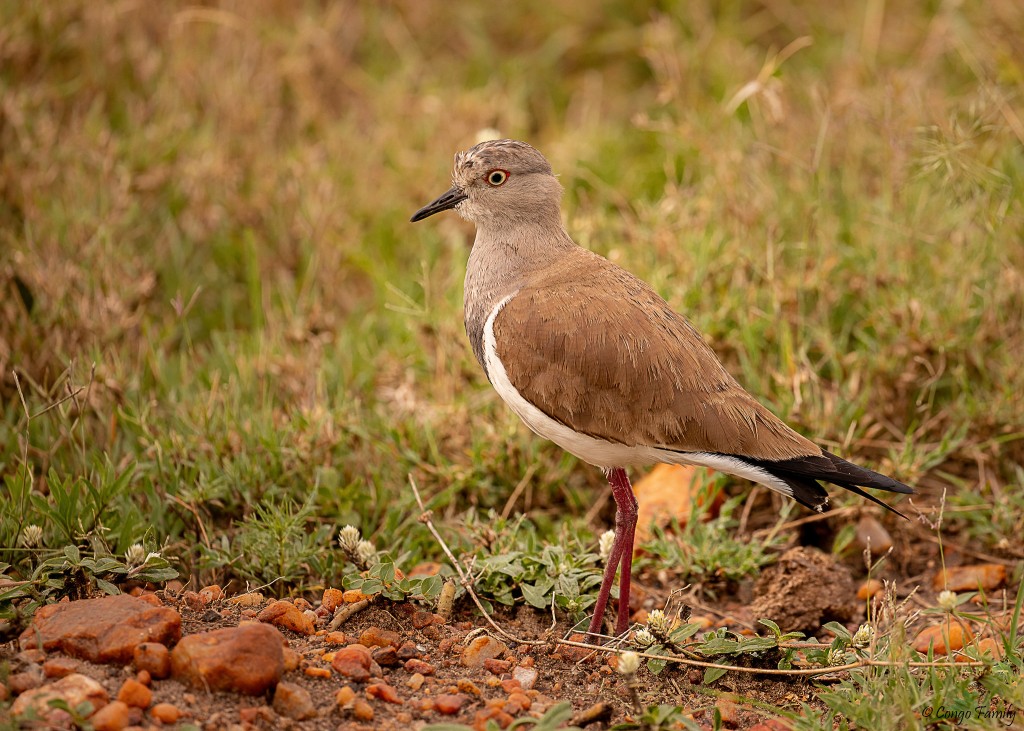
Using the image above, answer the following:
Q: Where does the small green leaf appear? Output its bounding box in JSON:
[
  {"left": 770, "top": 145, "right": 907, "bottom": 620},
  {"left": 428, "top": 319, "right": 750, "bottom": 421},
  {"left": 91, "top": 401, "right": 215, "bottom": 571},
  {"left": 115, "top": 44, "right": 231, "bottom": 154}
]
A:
[
  {"left": 757, "top": 618, "right": 783, "bottom": 638},
  {"left": 668, "top": 622, "right": 703, "bottom": 644},
  {"left": 96, "top": 578, "right": 120, "bottom": 595},
  {"left": 703, "top": 665, "right": 728, "bottom": 684},
  {"left": 521, "top": 582, "right": 550, "bottom": 609},
  {"left": 823, "top": 621, "right": 852, "bottom": 642}
]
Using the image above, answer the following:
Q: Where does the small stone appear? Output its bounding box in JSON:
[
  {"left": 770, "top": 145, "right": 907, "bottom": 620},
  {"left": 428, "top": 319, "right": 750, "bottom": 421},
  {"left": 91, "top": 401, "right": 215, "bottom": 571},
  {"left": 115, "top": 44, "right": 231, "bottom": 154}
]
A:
[
  {"left": 304, "top": 665, "right": 331, "bottom": 678},
  {"left": 11, "top": 673, "right": 109, "bottom": 719},
  {"left": 283, "top": 647, "right": 301, "bottom": 671},
  {"left": 511, "top": 666, "right": 538, "bottom": 690},
  {"left": 461, "top": 636, "right": 507, "bottom": 667},
  {"left": 507, "top": 691, "right": 531, "bottom": 712},
  {"left": 933, "top": 564, "right": 1007, "bottom": 592},
  {"left": 352, "top": 699, "right": 374, "bottom": 721},
  {"left": 367, "top": 682, "right": 403, "bottom": 704},
  {"left": 716, "top": 698, "right": 739, "bottom": 726},
  {"left": 272, "top": 681, "right": 318, "bottom": 720},
  {"left": 359, "top": 626, "right": 401, "bottom": 648},
  {"left": 17, "top": 648, "right": 46, "bottom": 664},
  {"left": 372, "top": 645, "right": 400, "bottom": 666},
  {"left": 434, "top": 693, "right": 469, "bottom": 715},
  {"left": 457, "top": 678, "right": 481, "bottom": 696},
  {"left": 238, "top": 705, "right": 274, "bottom": 724},
  {"left": 748, "top": 721, "right": 793, "bottom": 731},
  {"left": 117, "top": 678, "right": 152, "bottom": 709},
  {"left": 325, "top": 631, "right": 347, "bottom": 645},
  {"left": 322, "top": 588, "right": 345, "bottom": 613},
  {"left": 336, "top": 685, "right": 356, "bottom": 708},
  {"left": 150, "top": 702, "right": 183, "bottom": 724},
  {"left": 90, "top": 700, "right": 130, "bottom": 731},
  {"left": 412, "top": 610, "right": 434, "bottom": 629},
  {"left": 331, "top": 644, "right": 373, "bottom": 682},
  {"left": 857, "top": 579, "right": 884, "bottom": 601},
  {"left": 406, "top": 672, "right": 425, "bottom": 691},
  {"left": 19, "top": 595, "right": 182, "bottom": 665},
  {"left": 483, "top": 658, "right": 512, "bottom": 675},
  {"left": 133, "top": 642, "right": 171, "bottom": 679},
  {"left": 474, "top": 707, "right": 514, "bottom": 729},
  {"left": 404, "top": 658, "right": 436, "bottom": 675},
  {"left": 913, "top": 621, "right": 973, "bottom": 654},
  {"left": 408, "top": 562, "right": 442, "bottom": 577},
  {"left": 256, "top": 600, "right": 315, "bottom": 635},
  {"left": 135, "top": 668, "right": 151, "bottom": 686},
  {"left": 198, "top": 585, "right": 223, "bottom": 604},
  {"left": 181, "top": 591, "right": 206, "bottom": 610},
  {"left": 397, "top": 641, "right": 421, "bottom": 660},
  {"left": 8, "top": 670, "right": 43, "bottom": 694},
  {"left": 501, "top": 678, "right": 522, "bottom": 694},
  {"left": 855, "top": 516, "right": 893, "bottom": 554},
  {"left": 293, "top": 597, "right": 312, "bottom": 611},
  {"left": 343, "top": 589, "right": 370, "bottom": 603},
  {"left": 229, "top": 592, "right": 265, "bottom": 607},
  {"left": 170, "top": 623, "right": 285, "bottom": 694},
  {"left": 42, "top": 657, "right": 79, "bottom": 679}
]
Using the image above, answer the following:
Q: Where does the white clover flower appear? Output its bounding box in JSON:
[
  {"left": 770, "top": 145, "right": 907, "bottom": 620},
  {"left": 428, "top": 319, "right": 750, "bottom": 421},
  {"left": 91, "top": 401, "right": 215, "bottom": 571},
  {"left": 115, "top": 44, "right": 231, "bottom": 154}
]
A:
[
  {"left": 937, "top": 589, "right": 958, "bottom": 612},
  {"left": 125, "top": 543, "right": 147, "bottom": 567},
  {"left": 852, "top": 623, "right": 873, "bottom": 648},
  {"left": 598, "top": 530, "right": 615, "bottom": 562},
  {"left": 647, "top": 609, "right": 671, "bottom": 637},
  {"left": 633, "top": 628, "right": 656, "bottom": 648},
  {"left": 616, "top": 651, "right": 641, "bottom": 675},
  {"left": 20, "top": 524, "right": 43, "bottom": 548},
  {"left": 827, "top": 646, "right": 846, "bottom": 666},
  {"left": 355, "top": 540, "right": 376, "bottom": 566},
  {"left": 338, "top": 525, "right": 361, "bottom": 552}
]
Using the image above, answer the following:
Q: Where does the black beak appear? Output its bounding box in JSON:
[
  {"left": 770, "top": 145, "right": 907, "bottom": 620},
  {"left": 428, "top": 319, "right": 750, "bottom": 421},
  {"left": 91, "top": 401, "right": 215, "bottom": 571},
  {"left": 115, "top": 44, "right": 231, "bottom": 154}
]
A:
[{"left": 410, "top": 186, "right": 468, "bottom": 222}]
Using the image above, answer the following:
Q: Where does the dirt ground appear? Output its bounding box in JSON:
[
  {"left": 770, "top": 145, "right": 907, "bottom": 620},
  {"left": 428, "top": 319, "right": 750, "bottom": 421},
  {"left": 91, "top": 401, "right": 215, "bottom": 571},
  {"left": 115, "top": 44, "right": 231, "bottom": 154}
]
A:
[{"left": 4, "top": 493, "right": 1018, "bottom": 730}]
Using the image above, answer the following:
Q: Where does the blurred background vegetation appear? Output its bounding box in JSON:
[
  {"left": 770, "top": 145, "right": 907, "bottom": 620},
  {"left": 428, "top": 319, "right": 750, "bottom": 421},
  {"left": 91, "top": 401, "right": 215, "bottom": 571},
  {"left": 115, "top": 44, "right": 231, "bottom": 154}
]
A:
[{"left": 1, "top": 1, "right": 1022, "bottom": 599}]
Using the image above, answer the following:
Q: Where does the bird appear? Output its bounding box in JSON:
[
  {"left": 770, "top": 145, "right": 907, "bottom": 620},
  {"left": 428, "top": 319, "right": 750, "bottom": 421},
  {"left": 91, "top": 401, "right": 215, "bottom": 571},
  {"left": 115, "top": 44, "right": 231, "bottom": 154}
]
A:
[{"left": 410, "top": 138, "right": 913, "bottom": 640}]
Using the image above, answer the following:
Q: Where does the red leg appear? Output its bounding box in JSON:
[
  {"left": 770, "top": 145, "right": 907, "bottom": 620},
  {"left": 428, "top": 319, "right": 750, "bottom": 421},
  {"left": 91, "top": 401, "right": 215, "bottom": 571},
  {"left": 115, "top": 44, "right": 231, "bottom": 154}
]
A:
[{"left": 586, "top": 467, "right": 638, "bottom": 640}]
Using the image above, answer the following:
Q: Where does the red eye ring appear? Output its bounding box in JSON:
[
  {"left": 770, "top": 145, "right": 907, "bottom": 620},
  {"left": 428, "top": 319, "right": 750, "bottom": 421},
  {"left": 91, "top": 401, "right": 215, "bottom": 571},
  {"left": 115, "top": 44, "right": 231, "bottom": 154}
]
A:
[{"left": 485, "top": 169, "right": 509, "bottom": 187}]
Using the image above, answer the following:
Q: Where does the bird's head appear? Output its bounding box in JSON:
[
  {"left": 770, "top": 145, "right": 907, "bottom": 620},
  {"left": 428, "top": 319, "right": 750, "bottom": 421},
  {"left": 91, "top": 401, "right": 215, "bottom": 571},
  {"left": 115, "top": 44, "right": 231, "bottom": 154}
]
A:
[{"left": 411, "top": 139, "right": 562, "bottom": 226}]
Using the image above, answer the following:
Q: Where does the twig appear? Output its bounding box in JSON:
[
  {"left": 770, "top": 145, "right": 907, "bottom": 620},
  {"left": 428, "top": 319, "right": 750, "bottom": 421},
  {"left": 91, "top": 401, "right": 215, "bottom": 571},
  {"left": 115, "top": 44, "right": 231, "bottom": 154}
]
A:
[
  {"left": 500, "top": 463, "right": 538, "bottom": 520},
  {"left": 329, "top": 599, "right": 370, "bottom": 630},
  {"left": 408, "top": 474, "right": 546, "bottom": 646},
  {"left": 754, "top": 505, "right": 860, "bottom": 541},
  {"left": 555, "top": 638, "right": 987, "bottom": 676}
]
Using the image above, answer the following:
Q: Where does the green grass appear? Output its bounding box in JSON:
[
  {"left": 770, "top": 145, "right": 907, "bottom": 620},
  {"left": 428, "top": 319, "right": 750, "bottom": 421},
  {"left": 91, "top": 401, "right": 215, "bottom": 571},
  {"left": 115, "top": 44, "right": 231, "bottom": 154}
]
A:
[{"left": 1, "top": 0, "right": 1023, "bottom": 724}]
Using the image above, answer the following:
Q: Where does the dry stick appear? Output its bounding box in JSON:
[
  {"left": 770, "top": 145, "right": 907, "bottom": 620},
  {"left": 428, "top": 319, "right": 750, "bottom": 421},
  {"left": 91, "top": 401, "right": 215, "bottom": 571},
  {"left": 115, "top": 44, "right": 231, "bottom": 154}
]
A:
[
  {"left": 330, "top": 599, "right": 370, "bottom": 631},
  {"left": 407, "top": 475, "right": 546, "bottom": 646},
  {"left": 406, "top": 475, "right": 989, "bottom": 676},
  {"left": 500, "top": 463, "right": 538, "bottom": 521},
  {"left": 556, "top": 639, "right": 987, "bottom": 676}
]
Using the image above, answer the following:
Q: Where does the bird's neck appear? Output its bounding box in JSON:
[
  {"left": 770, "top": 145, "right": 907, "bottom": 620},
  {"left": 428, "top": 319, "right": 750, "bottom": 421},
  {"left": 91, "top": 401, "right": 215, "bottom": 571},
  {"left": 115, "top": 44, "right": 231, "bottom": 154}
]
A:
[{"left": 463, "top": 219, "right": 576, "bottom": 372}]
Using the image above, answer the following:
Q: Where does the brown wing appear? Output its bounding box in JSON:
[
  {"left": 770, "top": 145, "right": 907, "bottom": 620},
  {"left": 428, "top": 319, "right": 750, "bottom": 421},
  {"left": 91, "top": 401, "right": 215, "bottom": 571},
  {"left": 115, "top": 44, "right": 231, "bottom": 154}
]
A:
[{"left": 492, "top": 250, "right": 820, "bottom": 461}]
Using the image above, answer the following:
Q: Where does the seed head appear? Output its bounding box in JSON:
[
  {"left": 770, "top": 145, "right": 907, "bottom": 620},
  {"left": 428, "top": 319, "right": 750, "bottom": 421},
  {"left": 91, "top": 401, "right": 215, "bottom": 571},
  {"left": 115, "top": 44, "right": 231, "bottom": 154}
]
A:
[
  {"left": 20, "top": 524, "right": 43, "bottom": 548},
  {"left": 616, "top": 651, "right": 641, "bottom": 676},
  {"left": 125, "top": 543, "right": 147, "bottom": 567},
  {"left": 633, "top": 628, "right": 656, "bottom": 648},
  {"left": 598, "top": 530, "right": 615, "bottom": 562},
  {"left": 338, "top": 525, "right": 361, "bottom": 552},
  {"left": 937, "top": 590, "right": 958, "bottom": 612}
]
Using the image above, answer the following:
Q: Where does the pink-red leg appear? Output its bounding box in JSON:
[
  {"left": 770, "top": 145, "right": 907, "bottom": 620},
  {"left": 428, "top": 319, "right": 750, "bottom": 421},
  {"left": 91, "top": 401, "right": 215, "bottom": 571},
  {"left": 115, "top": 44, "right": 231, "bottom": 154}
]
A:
[{"left": 586, "top": 467, "right": 638, "bottom": 640}]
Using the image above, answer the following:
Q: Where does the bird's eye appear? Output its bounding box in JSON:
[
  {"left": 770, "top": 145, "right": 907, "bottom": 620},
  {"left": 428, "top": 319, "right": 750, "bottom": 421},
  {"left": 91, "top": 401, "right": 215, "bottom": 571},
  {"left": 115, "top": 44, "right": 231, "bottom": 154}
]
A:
[{"left": 486, "top": 169, "right": 509, "bottom": 187}]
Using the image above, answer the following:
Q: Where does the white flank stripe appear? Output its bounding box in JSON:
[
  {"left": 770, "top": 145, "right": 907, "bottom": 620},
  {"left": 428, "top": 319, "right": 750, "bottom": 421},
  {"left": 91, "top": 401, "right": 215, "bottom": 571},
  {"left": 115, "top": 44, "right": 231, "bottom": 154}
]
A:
[{"left": 482, "top": 295, "right": 799, "bottom": 501}]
